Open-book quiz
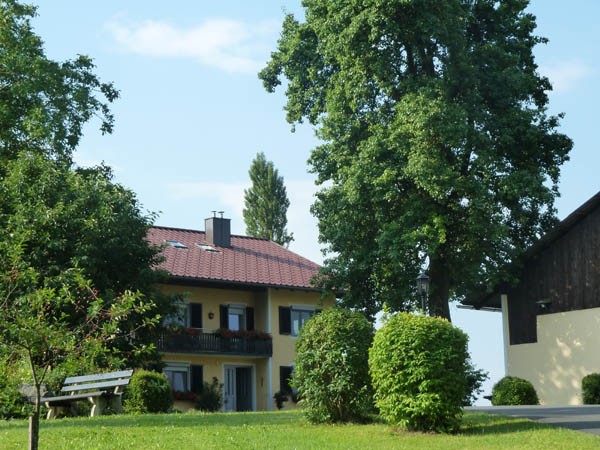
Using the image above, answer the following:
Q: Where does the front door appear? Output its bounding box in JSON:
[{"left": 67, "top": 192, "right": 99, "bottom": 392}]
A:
[
  {"left": 224, "top": 367, "right": 236, "bottom": 412},
  {"left": 223, "top": 365, "right": 253, "bottom": 412}
]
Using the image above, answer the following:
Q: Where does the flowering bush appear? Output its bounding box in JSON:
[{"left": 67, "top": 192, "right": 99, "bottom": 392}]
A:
[
  {"left": 215, "top": 329, "right": 272, "bottom": 340},
  {"left": 173, "top": 391, "right": 198, "bottom": 402}
]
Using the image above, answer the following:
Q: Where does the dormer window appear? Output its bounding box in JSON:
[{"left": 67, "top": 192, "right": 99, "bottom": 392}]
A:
[
  {"left": 166, "top": 240, "right": 187, "bottom": 249},
  {"left": 196, "top": 243, "right": 220, "bottom": 253}
]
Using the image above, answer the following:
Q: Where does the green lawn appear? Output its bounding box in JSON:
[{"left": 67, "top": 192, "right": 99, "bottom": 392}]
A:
[{"left": 1, "top": 410, "right": 599, "bottom": 449}]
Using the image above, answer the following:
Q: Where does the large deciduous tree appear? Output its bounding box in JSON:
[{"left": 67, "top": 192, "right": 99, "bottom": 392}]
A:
[
  {"left": 260, "top": 0, "right": 572, "bottom": 320},
  {"left": 243, "top": 152, "right": 294, "bottom": 247},
  {"left": 0, "top": 0, "right": 118, "bottom": 165},
  {"left": 0, "top": 153, "right": 171, "bottom": 366}
]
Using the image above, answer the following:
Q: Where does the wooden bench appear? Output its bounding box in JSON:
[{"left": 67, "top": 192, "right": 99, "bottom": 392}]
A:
[{"left": 42, "top": 370, "right": 133, "bottom": 419}]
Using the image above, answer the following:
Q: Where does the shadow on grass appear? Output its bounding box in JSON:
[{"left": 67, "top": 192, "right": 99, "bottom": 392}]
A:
[
  {"left": 461, "top": 413, "right": 551, "bottom": 436},
  {"left": 30, "top": 410, "right": 302, "bottom": 431}
]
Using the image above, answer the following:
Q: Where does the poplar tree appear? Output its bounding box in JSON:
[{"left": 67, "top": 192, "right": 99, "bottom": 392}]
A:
[
  {"left": 260, "top": 0, "right": 572, "bottom": 320},
  {"left": 243, "top": 152, "right": 294, "bottom": 247}
]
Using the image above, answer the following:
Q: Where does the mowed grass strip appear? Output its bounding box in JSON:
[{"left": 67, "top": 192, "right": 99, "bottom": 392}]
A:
[{"left": 1, "top": 410, "right": 599, "bottom": 449}]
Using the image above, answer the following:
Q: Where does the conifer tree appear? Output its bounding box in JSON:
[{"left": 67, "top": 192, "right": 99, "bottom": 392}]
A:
[{"left": 243, "top": 152, "right": 294, "bottom": 247}]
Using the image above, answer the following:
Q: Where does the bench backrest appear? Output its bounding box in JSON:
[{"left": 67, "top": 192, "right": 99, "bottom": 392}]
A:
[{"left": 60, "top": 370, "right": 133, "bottom": 394}]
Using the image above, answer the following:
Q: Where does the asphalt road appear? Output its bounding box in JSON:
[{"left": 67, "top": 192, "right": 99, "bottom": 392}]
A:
[{"left": 467, "top": 405, "right": 600, "bottom": 436}]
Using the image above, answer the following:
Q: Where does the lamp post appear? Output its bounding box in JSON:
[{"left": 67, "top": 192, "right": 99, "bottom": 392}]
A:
[{"left": 416, "top": 271, "right": 430, "bottom": 315}]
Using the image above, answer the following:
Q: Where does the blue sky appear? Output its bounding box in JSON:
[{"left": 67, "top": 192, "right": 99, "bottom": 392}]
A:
[{"left": 29, "top": 1, "right": 599, "bottom": 403}]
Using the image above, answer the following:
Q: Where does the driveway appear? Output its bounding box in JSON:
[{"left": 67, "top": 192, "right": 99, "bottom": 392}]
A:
[{"left": 466, "top": 405, "right": 600, "bottom": 436}]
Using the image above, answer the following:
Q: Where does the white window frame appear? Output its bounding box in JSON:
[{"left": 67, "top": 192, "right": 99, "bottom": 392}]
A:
[
  {"left": 227, "top": 304, "right": 246, "bottom": 331},
  {"left": 163, "top": 300, "right": 190, "bottom": 328},
  {"left": 163, "top": 362, "right": 191, "bottom": 392},
  {"left": 290, "top": 306, "right": 316, "bottom": 337}
]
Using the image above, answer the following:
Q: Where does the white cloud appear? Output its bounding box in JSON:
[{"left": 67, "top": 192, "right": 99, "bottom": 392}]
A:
[
  {"left": 540, "top": 60, "right": 594, "bottom": 94},
  {"left": 167, "top": 179, "right": 325, "bottom": 264},
  {"left": 105, "top": 17, "right": 279, "bottom": 74}
]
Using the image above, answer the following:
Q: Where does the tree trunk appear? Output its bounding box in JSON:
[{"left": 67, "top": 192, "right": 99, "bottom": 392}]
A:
[
  {"left": 29, "top": 385, "right": 41, "bottom": 450},
  {"left": 428, "top": 255, "right": 451, "bottom": 322}
]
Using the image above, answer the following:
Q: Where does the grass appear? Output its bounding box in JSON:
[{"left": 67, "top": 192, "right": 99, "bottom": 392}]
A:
[{"left": 1, "top": 410, "right": 599, "bottom": 449}]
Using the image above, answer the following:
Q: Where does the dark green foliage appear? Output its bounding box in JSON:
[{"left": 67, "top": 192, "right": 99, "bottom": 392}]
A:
[
  {"left": 273, "top": 391, "right": 289, "bottom": 410},
  {"left": 491, "top": 376, "right": 539, "bottom": 406},
  {"left": 294, "top": 308, "right": 373, "bottom": 423},
  {"left": 124, "top": 370, "right": 173, "bottom": 414},
  {"left": 0, "top": 370, "right": 29, "bottom": 419},
  {"left": 463, "top": 360, "right": 489, "bottom": 406},
  {"left": 260, "top": 0, "right": 572, "bottom": 320},
  {"left": 369, "top": 313, "right": 469, "bottom": 433},
  {"left": 0, "top": 153, "right": 173, "bottom": 368},
  {"left": 194, "top": 377, "right": 223, "bottom": 412},
  {"left": 0, "top": 0, "right": 118, "bottom": 165},
  {"left": 582, "top": 373, "right": 600, "bottom": 405},
  {"left": 243, "top": 152, "right": 293, "bottom": 247}
]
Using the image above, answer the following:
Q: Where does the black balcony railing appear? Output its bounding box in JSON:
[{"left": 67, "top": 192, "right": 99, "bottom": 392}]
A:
[{"left": 157, "top": 331, "right": 273, "bottom": 357}]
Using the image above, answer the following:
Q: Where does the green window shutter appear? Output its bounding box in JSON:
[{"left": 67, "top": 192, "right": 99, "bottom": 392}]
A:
[
  {"left": 190, "top": 303, "right": 203, "bottom": 328},
  {"left": 279, "top": 306, "right": 291, "bottom": 335}
]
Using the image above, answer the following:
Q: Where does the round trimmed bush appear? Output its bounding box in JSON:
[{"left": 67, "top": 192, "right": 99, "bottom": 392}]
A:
[
  {"left": 369, "top": 313, "right": 469, "bottom": 433},
  {"left": 124, "top": 370, "right": 173, "bottom": 413},
  {"left": 582, "top": 373, "right": 600, "bottom": 404},
  {"left": 491, "top": 376, "right": 539, "bottom": 406},
  {"left": 294, "top": 308, "right": 374, "bottom": 423}
]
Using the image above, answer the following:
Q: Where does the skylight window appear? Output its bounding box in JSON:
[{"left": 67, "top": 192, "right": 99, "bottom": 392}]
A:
[
  {"left": 196, "top": 243, "right": 220, "bottom": 253},
  {"left": 166, "top": 240, "right": 187, "bottom": 249}
]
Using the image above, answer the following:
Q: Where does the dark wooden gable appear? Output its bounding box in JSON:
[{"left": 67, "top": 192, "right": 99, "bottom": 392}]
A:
[{"left": 507, "top": 193, "right": 600, "bottom": 344}]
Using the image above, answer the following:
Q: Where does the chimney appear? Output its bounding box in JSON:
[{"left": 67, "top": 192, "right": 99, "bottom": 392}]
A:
[{"left": 205, "top": 211, "right": 231, "bottom": 247}]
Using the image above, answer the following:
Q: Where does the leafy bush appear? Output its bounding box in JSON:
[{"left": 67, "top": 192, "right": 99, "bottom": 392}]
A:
[
  {"left": 0, "top": 374, "right": 29, "bottom": 419},
  {"left": 369, "top": 313, "right": 469, "bottom": 433},
  {"left": 294, "top": 308, "right": 374, "bottom": 423},
  {"left": 273, "top": 391, "right": 288, "bottom": 410},
  {"left": 195, "top": 377, "right": 223, "bottom": 412},
  {"left": 463, "top": 359, "right": 489, "bottom": 406},
  {"left": 582, "top": 373, "right": 600, "bottom": 404},
  {"left": 491, "top": 376, "right": 539, "bottom": 406},
  {"left": 124, "top": 370, "right": 173, "bottom": 414}
]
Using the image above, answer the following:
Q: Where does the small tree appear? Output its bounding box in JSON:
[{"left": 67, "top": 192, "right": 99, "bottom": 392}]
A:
[
  {"left": 243, "top": 152, "right": 294, "bottom": 247},
  {"left": 369, "top": 313, "right": 468, "bottom": 433},
  {"left": 293, "top": 308, "right": 373, "bottom": 423},
  {"left": 0, "top": 239, "right": 159, "bottom": 450}
]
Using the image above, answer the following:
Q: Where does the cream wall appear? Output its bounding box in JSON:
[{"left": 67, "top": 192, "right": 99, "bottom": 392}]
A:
[
  {"left": 158, "top": 283, "right": 332, "bottom": 411},
  {"left": 268, "top": 288, "right": 334, "bottom": 410},
  {"left": 505, "top": 306, "right": 600, "bottom": 405},
  {"left": 158, "top": 284, "right": 267, "bottom": 332}
]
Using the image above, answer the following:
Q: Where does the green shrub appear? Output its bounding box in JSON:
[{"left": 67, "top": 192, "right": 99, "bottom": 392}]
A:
[
  {"left": 463, "top": 359, "right": 489, "bottom": 406},
  {"left": 491, "top": 376, "right": 539, "bottom": 405},
  {"left": 582, "top": 373, "right": 600, "bottom": 404},
  {"left": 294, "top": 308, "right": 374, "bottom": 423},
  {"left": 273, "top": 391, "right": 288, "bottom": 410},
  {"left": 124, "top": 370, "right": 173, "bottom": 414},
  {"left": 369, "top": 313, "right": 469, "bottom": 433},
  {"left": 195, "top": 377, "right": 223, "bottom": 412},
  {"left": 0, "top": 375, "right": 29, "bottom": 419}
]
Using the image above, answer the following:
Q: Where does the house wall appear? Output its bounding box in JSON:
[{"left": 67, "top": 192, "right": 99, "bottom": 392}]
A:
[
  {"left": 157, "top": 283, "right": 332, "bottom": 411},
  {"left": 505, "top": 306, "right": 600, "bottom": 405},
  {"left": 268, "top": 288, "right": 334, "bottom": 410},
  {"left": 505, "top": 203, "right": 600, "bottom": 345}
]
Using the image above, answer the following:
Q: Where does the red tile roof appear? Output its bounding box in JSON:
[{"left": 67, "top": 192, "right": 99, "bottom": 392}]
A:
[{"left": 147, "top": 226, "right": 321, "bottom": 290}]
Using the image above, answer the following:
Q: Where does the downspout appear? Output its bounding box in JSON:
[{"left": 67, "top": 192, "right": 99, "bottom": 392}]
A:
[
  {"left": 500, "top": 294, "right": 510, "bottom": 375},
  {"left": 266, "top": 288, "right": 273, "bottom": 411}
]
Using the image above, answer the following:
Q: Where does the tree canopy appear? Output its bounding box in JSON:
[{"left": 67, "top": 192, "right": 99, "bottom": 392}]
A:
[
  {"left": 0, "top": 0, "right": 118, "bottom": 165},
  {"left": 243, "top": 152, "right": 294, "bottom": 247},
  {"left": 260, "top": 0, "right": 572, "bottom": 320}
]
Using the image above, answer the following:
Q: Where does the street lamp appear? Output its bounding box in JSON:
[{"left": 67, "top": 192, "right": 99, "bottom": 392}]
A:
[{"left": 416, "top": 271, "right": 430, "bottom": 315}]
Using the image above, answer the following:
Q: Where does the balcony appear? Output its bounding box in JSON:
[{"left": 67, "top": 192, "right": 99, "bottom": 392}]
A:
[{"left": 157, "top": 329, "right": 273, "bottom": 357}]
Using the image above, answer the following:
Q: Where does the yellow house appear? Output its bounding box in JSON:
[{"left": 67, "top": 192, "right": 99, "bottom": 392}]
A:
[{"left": 147, "top": 215, "right": 332, "bottom": 411}]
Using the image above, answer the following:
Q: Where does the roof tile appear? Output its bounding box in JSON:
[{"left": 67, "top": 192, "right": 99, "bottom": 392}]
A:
[{"left": 147, "top": 226, "right": 321, "bottom": 290}]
